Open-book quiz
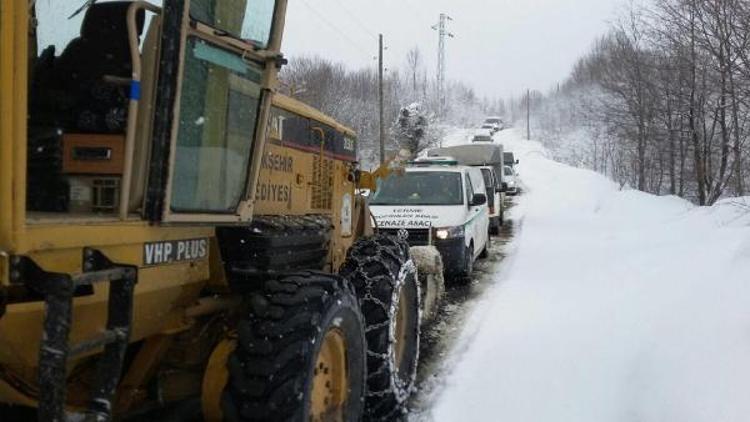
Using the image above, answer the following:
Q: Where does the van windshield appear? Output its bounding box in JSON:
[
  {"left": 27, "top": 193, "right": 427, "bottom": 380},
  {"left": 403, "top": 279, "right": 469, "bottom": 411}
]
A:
[{"left": 370, "top": 172, "right": 463, "bottom": 206}]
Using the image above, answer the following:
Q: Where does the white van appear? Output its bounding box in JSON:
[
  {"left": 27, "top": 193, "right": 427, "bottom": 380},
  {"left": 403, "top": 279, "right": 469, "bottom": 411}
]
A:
[{"left": 369, "top": 159, "right": 490, "bottom": 280}]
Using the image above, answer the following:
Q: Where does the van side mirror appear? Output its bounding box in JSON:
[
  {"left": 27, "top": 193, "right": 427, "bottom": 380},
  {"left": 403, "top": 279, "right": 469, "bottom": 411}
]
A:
[
  {"left": 470, "top": 193, "right": 487, "bottom": 206},
  {"left": 515, "top": 159, "right": 520, "bottom": 164},
  {"left": 497, "top": 182, "right": 508, "bottom": 193}
]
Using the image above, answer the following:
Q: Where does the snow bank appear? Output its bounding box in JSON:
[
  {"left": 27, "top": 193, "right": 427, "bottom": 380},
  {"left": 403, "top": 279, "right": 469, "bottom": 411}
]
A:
[{"left": 427, "top": 128, "right": 750, "bottom": 422}]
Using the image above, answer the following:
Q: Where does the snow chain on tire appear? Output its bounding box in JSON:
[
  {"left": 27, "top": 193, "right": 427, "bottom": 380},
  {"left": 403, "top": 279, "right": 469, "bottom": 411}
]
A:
[
  {"left": 222, "top": 271, "right": 366, "bottom": 421},
  {"left": 340, "top": 234, "right": 420, "bottom": 420}
]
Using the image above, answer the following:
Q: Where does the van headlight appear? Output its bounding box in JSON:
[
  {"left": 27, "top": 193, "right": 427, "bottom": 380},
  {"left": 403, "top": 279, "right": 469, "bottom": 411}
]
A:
[{"left": 434, "top": 226, "right": 464, "bottom": 240}]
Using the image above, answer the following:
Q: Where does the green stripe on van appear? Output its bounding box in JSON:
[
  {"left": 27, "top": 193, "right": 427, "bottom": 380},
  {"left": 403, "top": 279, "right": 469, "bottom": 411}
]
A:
[{"left": 464, "top": 208, "right": 488, "bottom": 226}]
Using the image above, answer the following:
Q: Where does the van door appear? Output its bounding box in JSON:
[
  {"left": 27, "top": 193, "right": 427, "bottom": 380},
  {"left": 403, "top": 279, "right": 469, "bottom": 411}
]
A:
[
  {"left": 463, "top": 172, "right": 472, "bottom": 252},
  {"left": 467, "top": 169, "right": 489, "bottom": 252},
  {"left": 463, "top": 171, "right": 479, "bottom": 257}
]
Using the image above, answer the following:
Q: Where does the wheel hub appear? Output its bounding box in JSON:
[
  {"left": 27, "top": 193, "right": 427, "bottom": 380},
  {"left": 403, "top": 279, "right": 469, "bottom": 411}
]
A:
[{"left": 310, "top": 328, "right": 348, "bottom": 422}]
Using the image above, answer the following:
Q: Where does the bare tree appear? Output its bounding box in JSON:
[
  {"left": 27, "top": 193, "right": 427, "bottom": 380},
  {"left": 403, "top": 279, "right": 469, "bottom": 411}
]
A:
[
  {"left": 280, "top": 55, "right": 493, "bottom": 169},
  {"left": 406, "top": 46, "right": 422, "bottom": 95},
  {"left": 520, "top": 0, "right": 750, "bottom": 205}
]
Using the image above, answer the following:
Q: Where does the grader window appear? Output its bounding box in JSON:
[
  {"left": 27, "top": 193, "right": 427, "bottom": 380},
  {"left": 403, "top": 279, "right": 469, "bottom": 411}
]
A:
[
  {"left": 170, "top": 37, "right": 263, "bottom": 213},
  {"left": 26, "top": 1, "right": 157, "bottom": 217},
  {"left": 34, "top": 1, "right": 162, "bottom": 54},
  {"left": 191, "top": 0, "right": 276, "bottom": 48}
]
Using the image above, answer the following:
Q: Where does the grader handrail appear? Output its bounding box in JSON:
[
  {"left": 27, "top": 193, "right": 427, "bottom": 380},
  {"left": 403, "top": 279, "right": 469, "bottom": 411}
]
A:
[{"left": 120, "top": 1, "right": 161, "bottom": 220}]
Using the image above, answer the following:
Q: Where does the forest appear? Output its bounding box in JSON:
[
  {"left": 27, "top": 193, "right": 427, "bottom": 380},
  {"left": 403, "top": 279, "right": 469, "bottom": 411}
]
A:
[
  {"left": 278, "top": 49, "right": 502, "bottom": 169},
  {"left": 521, "top": 0, "right": 750, "bottom": 205},
  {"left": 281, "top": 0, "right": 750, "bottom": 205}
]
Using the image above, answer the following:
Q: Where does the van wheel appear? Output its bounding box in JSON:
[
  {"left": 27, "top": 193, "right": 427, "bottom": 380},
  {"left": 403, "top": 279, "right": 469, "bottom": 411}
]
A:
[
  {"left": 340, "top": 235, "right": 420, "bottom": 420},
  {"left": 222, "top": 272, "right": 366, "bottom": 422},
  {"left": 489, "top": 218, "right": 500, "bottom": 235},
  {"left": 459, "top": 245, "right": 475, "bottom": 282},
  {"left": 479, "top": 236, "right": 490, "bottom": 259}
]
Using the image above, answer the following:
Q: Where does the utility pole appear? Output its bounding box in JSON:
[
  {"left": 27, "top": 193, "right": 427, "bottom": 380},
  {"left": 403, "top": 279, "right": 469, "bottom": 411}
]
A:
[
  {"left": 526, "top": 88, "right": 531, "bottom": 140},
  {"left": 432, "top": 14, "right": 454, "bottom": 119},
  {"left": 378, "top": 33, "right": 385, "bottom": 164}
]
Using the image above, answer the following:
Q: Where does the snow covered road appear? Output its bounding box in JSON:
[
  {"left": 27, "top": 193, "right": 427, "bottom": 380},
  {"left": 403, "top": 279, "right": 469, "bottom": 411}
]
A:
[{"left": 422, "top": 129, "right": 750, "bottom": 422}]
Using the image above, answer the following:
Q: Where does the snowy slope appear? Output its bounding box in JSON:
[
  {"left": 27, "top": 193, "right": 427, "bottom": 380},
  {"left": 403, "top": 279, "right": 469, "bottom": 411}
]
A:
[{"left": 426, "top": 128, "right": 750, "bottom": 422}]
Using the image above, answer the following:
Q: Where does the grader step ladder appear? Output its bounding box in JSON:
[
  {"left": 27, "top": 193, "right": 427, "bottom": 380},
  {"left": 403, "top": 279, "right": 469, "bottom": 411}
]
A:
[{"left": 9, "top": 249, "right": 137, "bottom": 421}]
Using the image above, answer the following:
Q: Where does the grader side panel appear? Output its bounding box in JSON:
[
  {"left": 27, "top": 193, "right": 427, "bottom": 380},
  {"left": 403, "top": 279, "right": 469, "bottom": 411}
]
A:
[{"left": 217, "top": 95, "right": 360, "bottom": 286}]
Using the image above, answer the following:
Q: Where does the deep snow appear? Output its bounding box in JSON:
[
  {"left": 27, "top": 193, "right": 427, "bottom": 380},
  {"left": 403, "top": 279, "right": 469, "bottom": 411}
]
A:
[{"left": 422, "top": 128, "right": 750, "bottom": 422}]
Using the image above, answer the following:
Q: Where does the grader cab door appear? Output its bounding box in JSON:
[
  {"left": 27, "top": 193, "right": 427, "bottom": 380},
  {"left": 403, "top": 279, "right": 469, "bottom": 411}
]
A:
[{"left": 145, "top": 0, "right": 288, "bottom": 224}]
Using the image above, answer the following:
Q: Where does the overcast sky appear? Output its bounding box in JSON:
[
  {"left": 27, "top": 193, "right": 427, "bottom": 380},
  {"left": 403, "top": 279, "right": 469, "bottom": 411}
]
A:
[{"left": 281, "top": 0, "right": 623, "bottom": 99}]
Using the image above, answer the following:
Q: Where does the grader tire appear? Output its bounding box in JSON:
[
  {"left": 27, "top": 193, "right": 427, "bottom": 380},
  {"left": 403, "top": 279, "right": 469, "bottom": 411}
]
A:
[
  {"left": 340, "top": 235, "right": 420, "bottom": 420},
  {"left": 222, "top": 272, "right": 366, "bottom": 422}
]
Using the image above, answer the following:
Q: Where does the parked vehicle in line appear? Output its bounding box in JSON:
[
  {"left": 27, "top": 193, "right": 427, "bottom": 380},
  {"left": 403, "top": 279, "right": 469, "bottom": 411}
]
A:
[
  {"left": 369, "top": 158, "right": 490, "bottom": 282},
  {"left": 427, "top": 144, "right": 507, "bottom": 235},
  {"left": 472, "top": 128, "right": 494, "bottom": 143},
  {"left": 481, "top": 123, "right": 499, "bottom": 134},
  {"left": 483, "top": 116, "right": 505, "bottom": 131},
  {"left": 479, "top": 166, "right": 504, "bottom": 234},
  {"left": 504, "top": 151, "right": 519, "bottom": 169},
  {"left": 504, "top": 165, "right": 520, "bottom": 195}
]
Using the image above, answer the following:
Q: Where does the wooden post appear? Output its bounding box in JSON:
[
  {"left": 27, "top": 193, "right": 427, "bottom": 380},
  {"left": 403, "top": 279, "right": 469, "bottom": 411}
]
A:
[
  {"left": 526, "top": 88, "right": 531, "bottom": 140},
  {"left": 379, "top": 34, "right": 385, "bottom": 164}
]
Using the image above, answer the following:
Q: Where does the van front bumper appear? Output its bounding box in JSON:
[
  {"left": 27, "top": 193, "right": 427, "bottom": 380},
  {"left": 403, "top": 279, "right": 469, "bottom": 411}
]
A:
[
  {"left": 434, "top": 236, "right": 466, "bottom": 275},
  {"left": 376, "top": 229, "right": 467, "bottom": 274}
]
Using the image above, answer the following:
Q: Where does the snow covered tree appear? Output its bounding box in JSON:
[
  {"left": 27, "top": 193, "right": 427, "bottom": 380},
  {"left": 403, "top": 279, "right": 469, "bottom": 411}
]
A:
[
  {"left": 279, "top": 53, "right": 498, "bottom": 169},
  {"left": 392, "top": 103, "right": 439, "bottom": 158}
]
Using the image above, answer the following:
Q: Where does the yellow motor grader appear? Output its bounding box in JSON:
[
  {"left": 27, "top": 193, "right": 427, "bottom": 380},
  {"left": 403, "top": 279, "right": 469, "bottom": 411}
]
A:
[{"left": 0, "top": 0, "right": 445, "bottom": 420}]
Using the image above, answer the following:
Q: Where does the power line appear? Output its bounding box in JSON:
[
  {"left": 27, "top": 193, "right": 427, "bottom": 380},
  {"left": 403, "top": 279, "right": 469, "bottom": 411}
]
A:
[
  {"left": 399, "top": 0, "right": 425, "bottom": 22},
  {"left": 299, "top": 0, "right": 374, "bottom": 61},
  {"left": 329, "top": 0, "right": 378, "bottom": 39}
]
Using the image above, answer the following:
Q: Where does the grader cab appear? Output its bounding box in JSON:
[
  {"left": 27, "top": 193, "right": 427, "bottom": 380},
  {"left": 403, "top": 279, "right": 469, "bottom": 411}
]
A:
[{"left": 0, "top": 0, "right": 443, "bottom": 420}]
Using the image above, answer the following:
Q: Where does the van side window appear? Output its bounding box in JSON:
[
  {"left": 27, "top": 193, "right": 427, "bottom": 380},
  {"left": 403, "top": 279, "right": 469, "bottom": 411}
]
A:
[{"left": 470, "top": 169, "right": 487, "bottom": 192}]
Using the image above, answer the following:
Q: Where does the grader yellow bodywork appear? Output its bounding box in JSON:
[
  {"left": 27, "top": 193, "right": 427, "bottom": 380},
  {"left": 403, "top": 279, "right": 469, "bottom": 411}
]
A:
[
  {"left": 0, "top": 0, "right": 297, "bottom": 418},
  {"left": 0, "top": 1, "right": 432, "bottom": 421}
]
